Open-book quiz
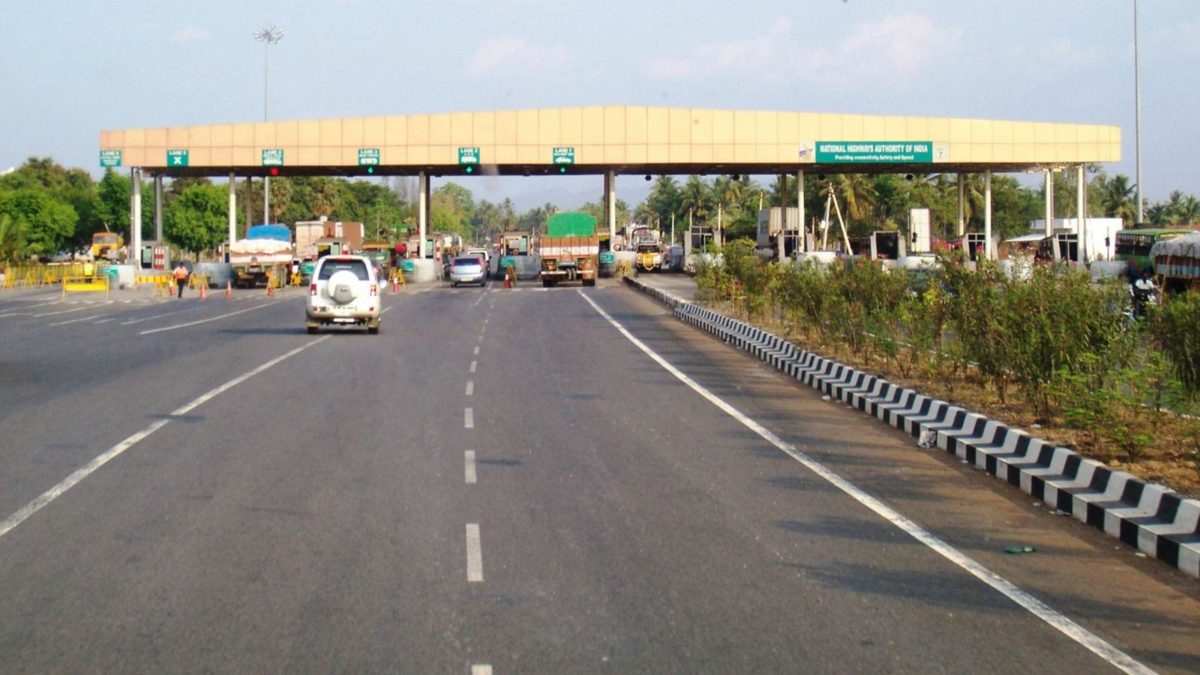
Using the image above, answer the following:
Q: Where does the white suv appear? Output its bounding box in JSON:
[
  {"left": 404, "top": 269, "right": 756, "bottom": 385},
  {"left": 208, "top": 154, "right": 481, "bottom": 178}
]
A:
[{"left": 306, "top": 255, "right": 381, "bottom": 334}]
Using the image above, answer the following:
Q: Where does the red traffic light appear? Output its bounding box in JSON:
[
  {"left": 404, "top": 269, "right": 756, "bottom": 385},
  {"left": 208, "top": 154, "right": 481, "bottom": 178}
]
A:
[{"left": 269, "top": 167, "right": 279, "bottom": 177}]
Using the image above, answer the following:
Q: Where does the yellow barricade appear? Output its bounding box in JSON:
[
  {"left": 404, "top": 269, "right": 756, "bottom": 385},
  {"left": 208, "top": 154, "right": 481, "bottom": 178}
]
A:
[{"left": 62, "top": 275, "right": 110, "bottom": 300}]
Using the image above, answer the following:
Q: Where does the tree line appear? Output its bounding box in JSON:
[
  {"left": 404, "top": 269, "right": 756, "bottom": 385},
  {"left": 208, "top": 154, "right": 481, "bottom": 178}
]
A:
[{"left": 2, "top": 156, "right": 1197, "bottom": 263}]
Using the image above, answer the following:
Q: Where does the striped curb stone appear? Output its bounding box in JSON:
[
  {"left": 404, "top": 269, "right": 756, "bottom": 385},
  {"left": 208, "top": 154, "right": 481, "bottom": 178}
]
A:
[{"left": 624, "top": 276, "right": 1200, "bottom": 580}]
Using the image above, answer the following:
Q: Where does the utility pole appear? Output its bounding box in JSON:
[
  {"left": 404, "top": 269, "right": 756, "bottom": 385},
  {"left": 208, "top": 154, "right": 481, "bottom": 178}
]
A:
[{"left": 254, "top": 25, "right": 284, "bottom": 225}]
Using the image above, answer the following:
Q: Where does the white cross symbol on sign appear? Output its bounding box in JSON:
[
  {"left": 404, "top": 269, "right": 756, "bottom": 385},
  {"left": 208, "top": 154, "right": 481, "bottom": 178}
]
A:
[{"left": 172, "top": 156, "right": 183, "bottom": 165}]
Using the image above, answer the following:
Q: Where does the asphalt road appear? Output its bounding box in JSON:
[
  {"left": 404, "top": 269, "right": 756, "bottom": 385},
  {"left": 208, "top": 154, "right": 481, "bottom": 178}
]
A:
[{"left": 0, "top": 279, "right": 1198, "bottom": 673}]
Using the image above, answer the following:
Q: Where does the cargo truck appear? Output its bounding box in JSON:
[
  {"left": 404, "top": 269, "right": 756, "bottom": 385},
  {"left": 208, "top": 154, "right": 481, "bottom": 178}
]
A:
[
  {"left": 540, "top": 212, "right": 598, "bottom": 287},
  {"left": 229, "top": 224, "right": 294, "bottom": 288}
]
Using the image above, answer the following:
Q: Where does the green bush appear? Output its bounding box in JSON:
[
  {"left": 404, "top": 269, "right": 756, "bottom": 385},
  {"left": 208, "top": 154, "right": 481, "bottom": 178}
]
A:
[{"left": 1150, "top": 291, "right": 1200, "bottom": 398}]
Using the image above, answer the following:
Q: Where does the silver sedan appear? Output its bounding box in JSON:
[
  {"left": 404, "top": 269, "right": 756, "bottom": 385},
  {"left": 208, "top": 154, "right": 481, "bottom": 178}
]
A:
[{"left": 449, "top": 256, "right": 487, "bottom": 287}]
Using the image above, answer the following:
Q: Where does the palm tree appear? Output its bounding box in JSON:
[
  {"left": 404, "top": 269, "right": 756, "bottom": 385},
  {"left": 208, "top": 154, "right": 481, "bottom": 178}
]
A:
[
  {"left": 0, "top": 213, "right": 28, "bottom": 263},
  {"left": 1098, "top": 174, "right": 1137, "bottom": 226},
  {"left": 679, "top": 176, "right": 711, "bottom": 225}
]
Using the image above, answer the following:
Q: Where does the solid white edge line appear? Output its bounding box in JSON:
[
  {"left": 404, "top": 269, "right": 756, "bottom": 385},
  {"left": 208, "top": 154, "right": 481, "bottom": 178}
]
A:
[
  {"left": 465, "top": 450, "right": 477, "bottom": 484},
  {"left": 140, "top": 300, "right": 280, "bottom": 335},
  {"left": 577, "top": 290, "right": 1154, "bottom": 675},
  {"left": 0, "top": 335, "right": 331, "bottom": 542},
  {"left": 466, "top": 523, "right": 484, "bottom": 582},
  {"left": 464, "top": 407, "right": 474, "bottom": 429},
  {"left": 120, "top": 306, "right": 197, "bottom": 325}
]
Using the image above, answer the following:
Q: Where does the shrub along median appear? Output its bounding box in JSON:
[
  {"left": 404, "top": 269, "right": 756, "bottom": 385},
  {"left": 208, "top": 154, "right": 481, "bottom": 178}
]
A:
[{"left": 694, "top": 240, "right": 1200, "bottom": 498}]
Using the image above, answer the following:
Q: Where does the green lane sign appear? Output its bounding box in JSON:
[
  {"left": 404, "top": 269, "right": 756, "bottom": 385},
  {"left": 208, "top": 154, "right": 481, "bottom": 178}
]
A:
[
  {"left": 552, "top": 147, "right": 575, "bottom": 165},
  {"left": 358, "top": 148, "right": 380, "bottom": 166},
  {"left": 815, "top": 141, "right": 933, "bottom": 164},
  {"left": 167, "top": 149, "right": 189, "bottom": 167},
  {"left": 99, "top": 150, "right": 122, "bottom": 168},
  {"left": 261, "top": 148, "right": 285, "bottom": 166},
  {"left": 458, "top": 147, "right": 480, "bottom": 165}
]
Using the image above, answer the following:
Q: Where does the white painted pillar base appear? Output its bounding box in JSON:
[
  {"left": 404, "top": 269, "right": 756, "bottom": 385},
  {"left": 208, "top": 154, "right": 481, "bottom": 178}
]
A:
[
  {"left": 984, "top": 170, "right": 993, "bottom": 261},
  {"left": 418, "top": 171, "right": 429, "bottom": 259},
  {"left": 957, "top": 173, "right": 966, "bottom": 238}
]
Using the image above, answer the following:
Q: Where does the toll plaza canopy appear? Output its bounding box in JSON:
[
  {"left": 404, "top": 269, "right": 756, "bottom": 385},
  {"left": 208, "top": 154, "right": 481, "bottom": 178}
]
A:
[{"left": 98, "top": 105, "right": 1120, "bottom": 177}]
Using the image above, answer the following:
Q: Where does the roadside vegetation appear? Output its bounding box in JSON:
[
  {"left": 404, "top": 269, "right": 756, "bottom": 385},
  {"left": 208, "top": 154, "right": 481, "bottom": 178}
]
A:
[{"left": 695, "top": 241, "right": 1200, "bottom": 497}]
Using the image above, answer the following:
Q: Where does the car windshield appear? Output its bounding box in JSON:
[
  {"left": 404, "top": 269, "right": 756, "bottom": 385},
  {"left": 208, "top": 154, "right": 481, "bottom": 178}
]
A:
[
  {"left": 317, "top": 259, "right": 370, "bottom": 281},
  {"left": 453, "top": 258, "right": 481, "bottom": 267}
]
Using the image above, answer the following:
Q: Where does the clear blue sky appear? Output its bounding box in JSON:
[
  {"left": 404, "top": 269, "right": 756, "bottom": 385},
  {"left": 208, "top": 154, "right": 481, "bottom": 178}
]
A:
[{"left": 1, "top": 0, "right": 1195, "bottom": 210}]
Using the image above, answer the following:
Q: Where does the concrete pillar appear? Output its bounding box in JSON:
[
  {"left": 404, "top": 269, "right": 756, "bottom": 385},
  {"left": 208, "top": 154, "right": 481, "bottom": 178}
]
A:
[
  {"left": 418, "top": 171, "right": 429, "bottom": 258},
  {"left": 984, "top": 170, "right": 993, "bottom": 261},
  {"left": 605, "top": 170, "right": 617, "bottom": 244},
  {"left": 1076, "top": 164, "right": 1087, "bottom": 264},
  {"left": 153, "top": 174, "right": 163, "bottom": 242},
  {"left": 797, "top": 170, "right": 806, "bottom": 254},
  {"left": 776, "top": 174, "right": 786, "bottom": 261},
  {"left": 227, "top": 174, "right": 237, "bottom": 257},
  {"left": 956, "top": 173, "right": 966, "bottom": 237},
  {"left": 243, "top": 176, "right": 253, "bottom": 234},
  {"left": 1044, "top": 170, "right": 1055, "bottom": 237},
  {"left": 264, "top": 176, "right": 271, "bottom": 225},
  {"left": 130, "top": 168, "right": 142, "bottom": 268}
]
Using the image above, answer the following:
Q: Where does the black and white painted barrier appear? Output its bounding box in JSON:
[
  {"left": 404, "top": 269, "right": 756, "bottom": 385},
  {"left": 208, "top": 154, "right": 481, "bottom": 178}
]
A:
[{"left": 625, "top": 276, "right": 1200, "bottom": 580}]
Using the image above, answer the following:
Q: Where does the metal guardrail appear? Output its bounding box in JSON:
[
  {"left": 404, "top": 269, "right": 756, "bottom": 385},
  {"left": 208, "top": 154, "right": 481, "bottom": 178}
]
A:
[{"left": 2, "top": 263, "right": 96, "bottom": 288}]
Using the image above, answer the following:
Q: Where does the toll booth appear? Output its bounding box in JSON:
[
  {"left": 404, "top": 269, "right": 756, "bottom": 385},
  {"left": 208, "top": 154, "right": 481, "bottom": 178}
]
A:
[
  {"left": 869, "top": 231, "right": 905, "bottom": 260},
  {"left": 965, "top": 233, "right": 990, "bottom": 262}
]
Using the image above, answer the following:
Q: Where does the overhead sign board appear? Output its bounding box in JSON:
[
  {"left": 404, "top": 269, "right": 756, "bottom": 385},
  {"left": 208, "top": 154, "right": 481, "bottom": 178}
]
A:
[
  {"left": 261, "top": 148, "right": 285, "bottom": 167},
  {"left": 166, "top": 149, "right": 189, "bottom": 167},
  {"left": 552, "top": 147, "right": 575, "bottom": 165},
  {"left": 99, "top": 150, "right": 122, "bottom": 168},
  {"left": 815, "top": 141, "right": 933, "bottom": 164},
  {"left": 357, "top": 148, "right": 380, "bottom": 166},
  {"left": 458, "top": 147, "right": 480, "bottom": 165}
]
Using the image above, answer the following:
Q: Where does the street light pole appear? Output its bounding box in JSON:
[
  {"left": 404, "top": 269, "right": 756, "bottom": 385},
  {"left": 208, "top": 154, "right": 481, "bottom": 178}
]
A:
[
  {"left": 254, "top": 25, "right": 284, "bottom": 225},
  {"left": 1133, "top": 0, "right": 1144, "bottom": 223}
]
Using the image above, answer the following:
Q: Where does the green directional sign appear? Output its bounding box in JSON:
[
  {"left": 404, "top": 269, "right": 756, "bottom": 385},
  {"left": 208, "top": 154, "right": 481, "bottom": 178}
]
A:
[
  {"left": 99, "top": 150, "right": 122, "bottom": 168},
  {"left": 358, "top": 148, "right": 381, "bottom": 166},
  {"left": 815, "top": 141, "right": 933, "bottom": 164},
  {"left": 261, "top": 148, "right": 285, "bottom": 167},
  {"left": 166, "top": 149, "right": 189, "bottom": 167},
  {"left": 458, "top": 147, "right": 480, "bottom": 165},
  {"left": 552, "top": 147, "right": 575, "bottom": 165}
]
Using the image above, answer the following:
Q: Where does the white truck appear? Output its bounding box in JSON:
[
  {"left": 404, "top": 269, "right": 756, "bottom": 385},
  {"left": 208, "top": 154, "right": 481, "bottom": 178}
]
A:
[{"left": 229, "top": 225, "right": 294, "bottom": 288}]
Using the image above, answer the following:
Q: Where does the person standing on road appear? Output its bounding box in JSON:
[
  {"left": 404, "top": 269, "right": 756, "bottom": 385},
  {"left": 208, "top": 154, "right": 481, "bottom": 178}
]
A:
[{"left": 173, "top": 262, "right": 188, "bottom": 299}]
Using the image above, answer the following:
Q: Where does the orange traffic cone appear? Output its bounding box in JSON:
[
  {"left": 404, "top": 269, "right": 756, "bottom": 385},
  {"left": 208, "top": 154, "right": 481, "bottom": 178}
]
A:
[
  {"left": 225, "top": 280, "right": 232, "bottom": 299},
  {"left": 199, "top": 283, "right": 208, "bottom": 300}
]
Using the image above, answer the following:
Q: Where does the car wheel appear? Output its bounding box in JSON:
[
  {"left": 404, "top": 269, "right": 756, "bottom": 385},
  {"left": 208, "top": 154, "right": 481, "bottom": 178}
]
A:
[
  {"left": 368, "top": 326, "right": 379, "bottom": 335},
  {"left": 306, "top": 326, "right": 318, "bottom": 335}
]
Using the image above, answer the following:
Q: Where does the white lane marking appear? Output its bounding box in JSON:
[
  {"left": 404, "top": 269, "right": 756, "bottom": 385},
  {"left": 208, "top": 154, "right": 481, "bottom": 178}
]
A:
[
  {"left": 478, "top": 334, "right": 484, "bottom": 343},
  {"left": 381, "top": 305, "right": 394, "bottom": 315},
  {"left": 578, "top": 291, "right": 1155, "bottom": 675},
  {"left": 469, "top": 360, "right": 477, "bottom": 373},
  {"left": 465, "top": 381, "right": 474, "bottom": 396},
  {"left": 0, "top": 336, "right": 331, "bottom": 542},
  {"left": 465, "top": 450, "right": 477, "bottom": 484},
  {"left": 464, "top": 408, "right": 474, "bottom": 429},
  {"left": 466, "top": 523, "right": 484, "bottom": 582},
  {"left": 93, "top": 318, "right": 114, "bottom": 324},
  {"left": 473, "top": 294, "right": 484, "bottom": 307},
  {"left": 483, "top": 316, "right": 489, "bottom": 326},
  {"left": 34, "top": 305, "right": 94, "bottom": 317},
  {"left": 120, "top": 306, "right": 195, "bottom": 325},
  {"left": 473, "top": 346, "right": 480, "bottom": 356},
  {"left": 471, "top": 665, "right": 492, "bottom": 675},
  {"left": 50, "top": 313, "right": 111, "bottom": 326},
  {"left": 140, "top": 301, "right": 279, "bottom": 335}
]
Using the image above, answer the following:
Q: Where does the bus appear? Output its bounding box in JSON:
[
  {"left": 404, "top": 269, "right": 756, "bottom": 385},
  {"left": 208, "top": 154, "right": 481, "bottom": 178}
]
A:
[{"left": 1114, "top": 228, "right": 1194, "bottom": 277}]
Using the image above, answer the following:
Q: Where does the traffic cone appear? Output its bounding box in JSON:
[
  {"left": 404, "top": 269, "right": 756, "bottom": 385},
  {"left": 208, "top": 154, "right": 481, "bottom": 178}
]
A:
[
  {"left": 199, "top": 283, "right": 208, "bottom": 300},
  {"left": 225, "top": 280, "right": 232, "bottom": 299}
]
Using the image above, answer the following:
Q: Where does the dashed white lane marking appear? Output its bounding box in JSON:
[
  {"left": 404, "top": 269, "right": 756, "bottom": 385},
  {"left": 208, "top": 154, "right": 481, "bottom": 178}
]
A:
[
  {"left": 466, "top": 523, "right": 484, "bottom": 582},
  {"left": 578, "top": 290, "right": 1155, "bottom": 675},
  {"left": 464, "top": 408, "right": 474, "bottom": 429},
  {"left": 0, "top": 336, "right": 331, "bottom": 542},
  {"left": 469, "top": 360, "right": 477, "bottom": 373},
  {"left": 50, "top": 312, "right": 111, "bottom": 326},
  {"left": 478, "top": 334, "right": 484, "bottom": 343},
  {"left": 34, "top": 305, "right": 94, "bottom": 317},
  {"left": 471, "top": 665, "right": 492, "bottom": 675},
  {"left": 473, "top": 346, "right": 480, "bottom": 356},
  {"left": 93, "top": 318, "right": 114, "bottom": 324},
  {"left": 140, "top": 301, "right": 280, "bottom": 335},
  {"left": 120, "top": 306, "right": 195, "bottom": 325},
  {"left": 465, "top": 451, "right": 477, "bottom": 484},
  {"left": 465, "top": 381, "right": 474, "bottom": 396}
]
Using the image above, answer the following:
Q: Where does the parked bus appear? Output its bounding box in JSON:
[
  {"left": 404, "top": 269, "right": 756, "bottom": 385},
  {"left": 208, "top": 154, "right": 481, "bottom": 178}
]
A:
[{"left": 1114, "top": 228, "right": 1194, "bottom": 277}]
